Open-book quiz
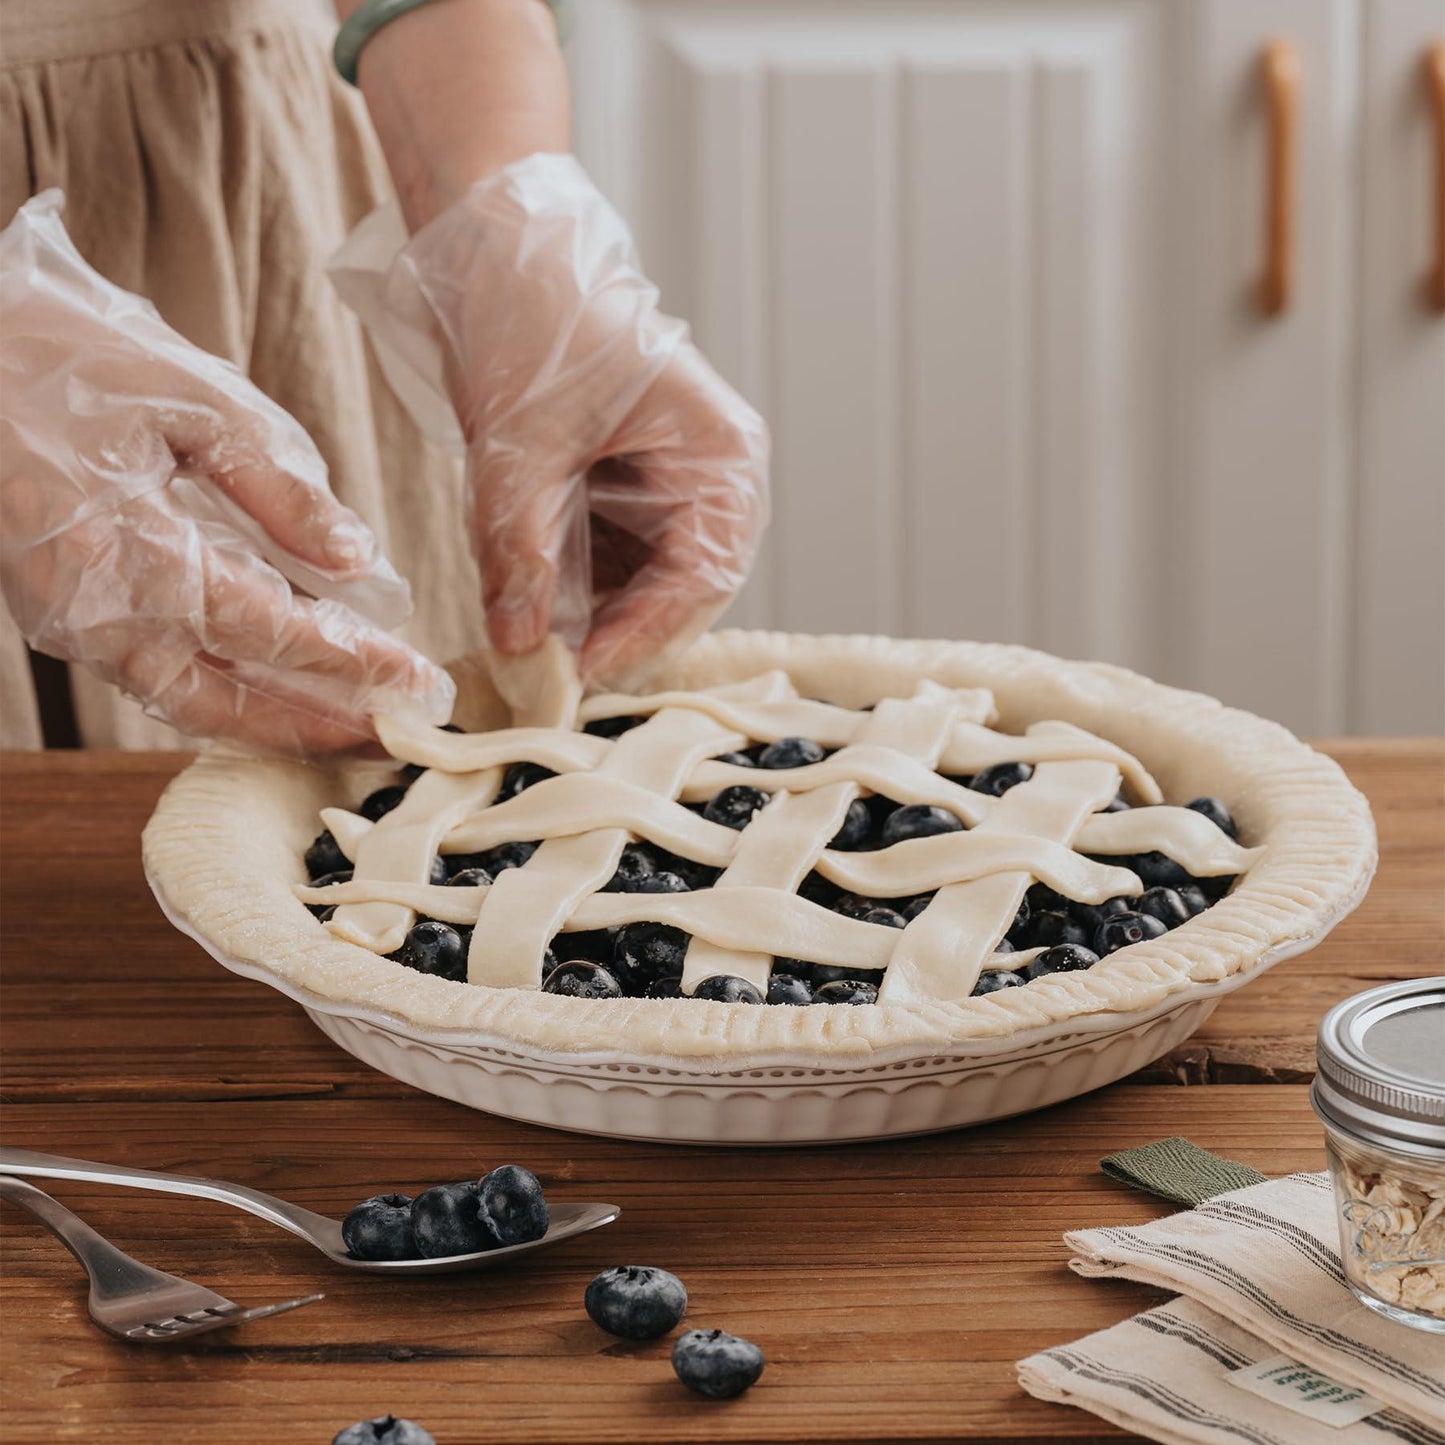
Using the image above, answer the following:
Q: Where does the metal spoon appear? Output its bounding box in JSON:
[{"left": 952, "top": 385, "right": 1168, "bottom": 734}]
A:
[{"left": 0, "top": 1147, "right": 618, "bottom": 1276}]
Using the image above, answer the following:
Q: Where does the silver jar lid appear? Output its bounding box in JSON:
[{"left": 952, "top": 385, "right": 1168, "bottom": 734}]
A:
[{"left": 1311, "top": 978, "right": 1445, "bottom": 1157}]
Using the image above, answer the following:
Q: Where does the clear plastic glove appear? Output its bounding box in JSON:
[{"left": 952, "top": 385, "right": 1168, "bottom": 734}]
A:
[
  {"left": 0, "top": 192, "right": 454, "bottom": 754},
  {"left": 361, "top": 154, "right": 769, "bottom": 687}
]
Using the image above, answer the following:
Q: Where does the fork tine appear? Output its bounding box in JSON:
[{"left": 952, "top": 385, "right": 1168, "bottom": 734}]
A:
[
  {"left": 225, "top": 1292, "right": 325, "bottom": 1326},
  {"left": 128, "top": 1292, "right": 322, "bottom": 1341}
]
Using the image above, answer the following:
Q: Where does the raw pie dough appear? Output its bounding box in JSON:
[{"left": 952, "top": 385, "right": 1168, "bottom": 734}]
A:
[{"left": 143, "top": 632, "right": 1378, "bottom": 1063}]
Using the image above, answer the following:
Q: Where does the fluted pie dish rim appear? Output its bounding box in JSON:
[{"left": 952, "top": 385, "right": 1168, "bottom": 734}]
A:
[{"left": 141, "top": 630, "right": 1377, "bottom": 1071}]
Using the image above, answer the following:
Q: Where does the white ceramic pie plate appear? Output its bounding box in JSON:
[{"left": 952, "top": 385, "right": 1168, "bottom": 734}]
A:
[
  {"left": 149, "top": 880, "right": 1362, "bottom": 1145},
  {"left": 143, "top": 633, "right": 1377, "bottom": 1144}
]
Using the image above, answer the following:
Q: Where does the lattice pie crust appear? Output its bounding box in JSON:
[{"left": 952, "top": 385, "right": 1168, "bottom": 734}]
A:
[{"left": 143, "top": 633, "right": 1376, "bottom": 1062}]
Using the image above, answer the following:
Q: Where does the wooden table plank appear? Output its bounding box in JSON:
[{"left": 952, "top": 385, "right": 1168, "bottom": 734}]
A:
[{"left": 0, "top": 1088, "right": 1328, "bottom": 1444}]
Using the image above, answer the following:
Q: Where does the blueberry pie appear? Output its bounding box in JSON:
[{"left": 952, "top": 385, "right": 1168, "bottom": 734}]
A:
[{"left": 144, "top": 632, "right": 1376, "bottom": 1060}]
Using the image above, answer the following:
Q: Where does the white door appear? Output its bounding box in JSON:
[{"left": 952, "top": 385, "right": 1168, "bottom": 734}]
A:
[
  {"left": 1351, "top": 0, "right": 1445, "bottom": 734},
  {"left": 571, "top": 0, "right": 1169, "bottom": 677},
  {"left": 570, "top": 1, "right": 1444, "bottom": 736}
]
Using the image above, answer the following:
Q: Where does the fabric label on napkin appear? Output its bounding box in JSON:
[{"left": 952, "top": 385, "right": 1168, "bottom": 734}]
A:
[{"left": 1227, "top": 1354, "right": 1386, "bottom": 1428}]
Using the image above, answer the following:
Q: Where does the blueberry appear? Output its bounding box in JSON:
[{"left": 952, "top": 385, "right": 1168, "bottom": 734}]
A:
[
  {"left": 1197, "top": 873, "right": 1237, "bottom": 902},
  {"left": 880, "top": 804, "right": 963, "bottom": 847},
  {"left": 992, "top": 939, "right": 1015, "bottom": 953},
  {"left": 542, "top": 959, "right": 623, "bottom": 999},
  {"left": 691, "top": 975, "right": 764, "bottom": 1003},
  {"left": 1023, "top": 944, "right": 1100, "bottom": 980},
  {"left": 867, "top": 795, "right": 901, "bottom": 836},
  {"left": 829, "top": 799, "right": 873, "bottom": 851},
  {"left": 814, "top": 979, "right": 879, "bottom": 1005},
  {"left": 810, "top": 964, "right": 885, "bottom": 989},
  {"left": 1135, "top": 886, "right": 1191, "bottom": 929},
  {"left": 970, "top": 762, "right": 1034, "bottom": 796},
  {"left": 1027, "top": 882, "right": 1071, "bottom": 914},
  {"left": 501, "top": 762, "right": 557, "bottom": 799},
  {"left": 410, "top": 1181, "right": 491, "bottom": 1258},
  {"left": 429, "top": 855, "right": 449, "bottom": 885},
  {"left": 632, "top": 871, "right": 690, "bottom": 893},
  {"left": 798, "top": 872, "right": 842, "bottom": 908},
  {"left": 585, "top": 1265, "right": 688, "bottom": 1340},
  {"left": 1020, "top": 910, "right": 1090, "bottom": 950},
  {"left": 476, "top": 841, "right": 539, "bottom": 875},
  {"left": 831, "top": 892, "right": 883, "bottom": 919},
  {"left": 305, "top": 829, "right": 349, "bottom": 879},
  {"left": 438, "top": 723, "right": 465, "bottom": 733},
  {"left": 1129, "top": 851, "right": 1192, "bottom": 890},
  {"left": 614, "top": 923, "right": 690, "bottom": 992},
  {"left": 400, "top": 762, "right": 426, "bottom": 784},
  {"left": 645, "top": 975, "right": 685, "bottom": 999},
  {"left": 766, "top": 973, "right": 814, "bottom": 1006},
  {"left": 672, "top": 1329, "right": 766, "bottom": 1398},
  {"left": 1095, "top": 910, "right": 1168, "bottom": 956},
  {"left": 360, "top": 785, "right": 408, "bottom": 822},
  {"left": 712, "top": 750, "right": 755, "bottom": 767},
  {"left": 307, "top": 870, "right": 352, "bottom": 916},
  {"left": 1103, "top": 794, "right": 1131, "bottom": 813},
  {"left": 1177, "top": 883, "right": 1210, "bottom": 916},
  {"left": 901, "top": 893, "right": 936, "bottom": 922},
  {"left": 1186, "top": 796, "right": 1237, "bottom": 840},
  {"left": 446, "top": 866, "right": 494, "bottom": 888},
  {"left": 861, "top": 906, "right": 907, "bottom": 929},
  {"left": 553, "top": 928, "right": 614, "bottom": 964},
  {"left": 1071, "top": 895, "right": 1132, "bottom": 933},
  {"left": 315, "top": 906, "right": 337, "bottom": 924},
  {"left": 972, "top": 970, "right": 1025, "bottom": 996},
  {"left": 1011, "top": 895, "right": 1031, "bottom": 936},
  {"left": 703, "top": 785, "right": 769, "bottom": 830},
  {"left": 341, "top": 1193, "right": 417, "bottom": 1261},
  {"left": 478, "top": 1164, "right": 548, "bottom": 1247},
  {"left": 602, "top": 842, "right": 659, "bottom": 892},
  {"left": 392, "top": 921, "right": 466, "bottom": 981},
  {"left": 583, "top": 714, "right": 645, "bottom": 738},
  {"left": 653, "top": 849, "right": 719, "bottom": 890},
  {"left": 757, "top": 736, "right": 825, "bottom": 770},
  {"left": 331, "top": 1416, "right": 436, "bottom": 1445}
]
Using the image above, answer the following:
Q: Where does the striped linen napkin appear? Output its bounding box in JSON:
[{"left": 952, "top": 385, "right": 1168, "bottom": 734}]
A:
[{"left": 1019, "top": 1161, "right": 1445, "bottom": 1444}]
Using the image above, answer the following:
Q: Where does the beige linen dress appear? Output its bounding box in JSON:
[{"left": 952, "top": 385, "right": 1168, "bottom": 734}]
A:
[{"left": 0, "top": 0, "right": 485, "bottom": 748}]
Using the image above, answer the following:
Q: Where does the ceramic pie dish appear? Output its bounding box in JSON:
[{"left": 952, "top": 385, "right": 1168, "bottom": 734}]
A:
[{"left": 142, "top": 631, "right": 1377, "bottom": 1143}]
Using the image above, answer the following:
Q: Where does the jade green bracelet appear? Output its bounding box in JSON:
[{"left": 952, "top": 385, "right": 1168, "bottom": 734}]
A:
[{"left": 334, "top": 0, "right": 571, "bottom": 87}]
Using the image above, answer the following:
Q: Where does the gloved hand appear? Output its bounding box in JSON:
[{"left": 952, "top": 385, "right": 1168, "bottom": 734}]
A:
[
  {"left": 0, "top": 191, "right": 454, "bottom": 754},
  {"left": 395, "top": 153, "right": 769, "bottom": 686}
]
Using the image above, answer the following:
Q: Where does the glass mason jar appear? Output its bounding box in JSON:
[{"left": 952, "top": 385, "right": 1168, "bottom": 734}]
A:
[{"left": 1311, "top": 979, "right": 1445, "bottom": 1334}]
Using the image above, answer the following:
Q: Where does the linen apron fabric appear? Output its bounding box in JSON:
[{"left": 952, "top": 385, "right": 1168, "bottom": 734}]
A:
[{"left": 0, "top": 0, "right": 484, "bottom": 749}]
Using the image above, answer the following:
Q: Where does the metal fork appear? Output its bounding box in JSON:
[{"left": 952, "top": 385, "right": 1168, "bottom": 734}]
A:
[{"left": 0, "top": 1175, "right": 322, "bottom": 1343}]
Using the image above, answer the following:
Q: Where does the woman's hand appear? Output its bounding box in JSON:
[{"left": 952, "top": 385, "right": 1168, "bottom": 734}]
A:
[
  {"left": 399, "top": 155, "right": 769, "bottom": 685},
  {"left": 0, "top": 193, "right": 453, "bottom": 753}
]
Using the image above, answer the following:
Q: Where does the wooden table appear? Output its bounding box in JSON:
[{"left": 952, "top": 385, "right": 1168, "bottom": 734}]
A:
[{"left": 1, "top": 742, "right": 1440, "bottom": 1445}]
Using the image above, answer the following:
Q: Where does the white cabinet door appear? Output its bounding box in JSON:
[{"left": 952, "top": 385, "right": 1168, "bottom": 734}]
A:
[
  {"left": 1352, "top": 0, "right": 1445, "bottom": 734},
  {"left": 1168, "top": 0, "right": 1359, "bottom": 737},
  {"left": 571, "top": 1, "right": 1168, "bottom": 675}
]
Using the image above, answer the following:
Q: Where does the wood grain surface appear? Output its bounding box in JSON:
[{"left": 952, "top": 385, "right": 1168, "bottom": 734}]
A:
[{"left": 0, "top": 741, "right": 1440, "bottom": 1443}]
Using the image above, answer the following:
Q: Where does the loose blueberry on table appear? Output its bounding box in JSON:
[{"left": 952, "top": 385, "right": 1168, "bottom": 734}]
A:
[
  {"left": 585, "top": 1265, "right": 689, "bottom": 1340},
  {"left": 672, "top": 1328, "right": 767, "bottom": 1398},
  {"left": 304, "top": 715, "right": 1246, "bottom": 1009},
  {"left": 332, "top": 1417, "right": 435, "bottom": 1445}
]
